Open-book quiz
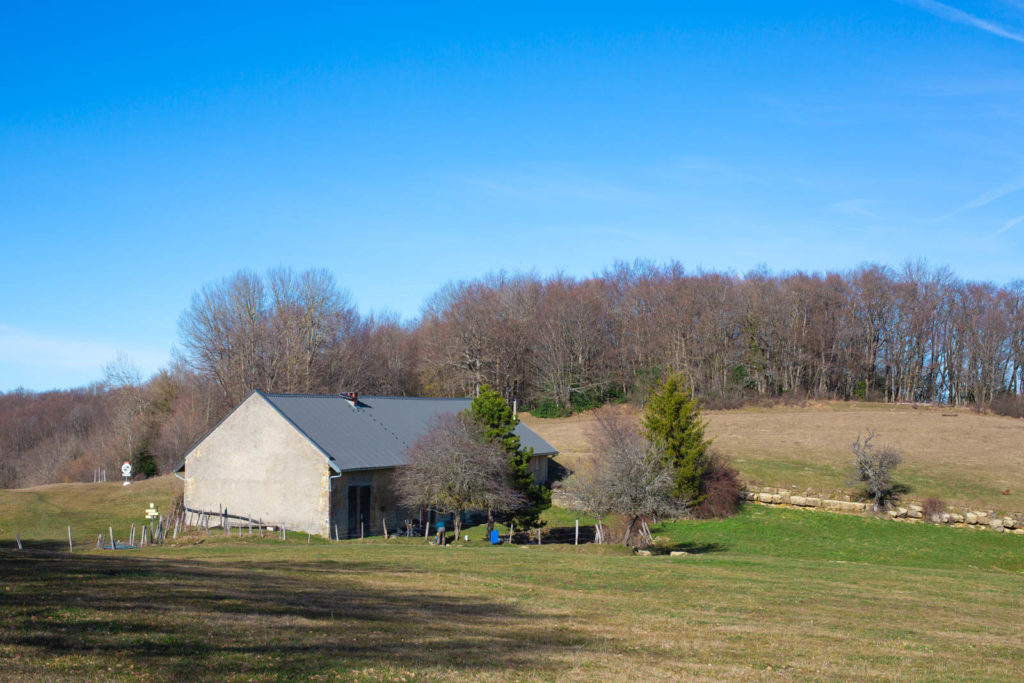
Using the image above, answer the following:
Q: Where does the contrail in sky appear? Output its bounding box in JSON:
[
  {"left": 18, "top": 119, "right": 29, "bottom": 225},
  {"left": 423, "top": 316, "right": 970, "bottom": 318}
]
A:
[
  {"left": 903, "top": 0, "right": 1024, "bottom": 44},
  {"left": 996, "top": 214, "right": 1024, "bottom": 234}
]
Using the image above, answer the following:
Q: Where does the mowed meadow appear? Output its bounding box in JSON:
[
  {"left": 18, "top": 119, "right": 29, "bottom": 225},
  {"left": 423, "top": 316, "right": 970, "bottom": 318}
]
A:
[
  {"left": 1, "top": 489, "right": 1023, "bottom": 681},
  {"left": 521, "top": 401, "right": 1024, "bottom": 514},
  {"left": 2, "top": 403, "right": 1023, "bottom": 681}
]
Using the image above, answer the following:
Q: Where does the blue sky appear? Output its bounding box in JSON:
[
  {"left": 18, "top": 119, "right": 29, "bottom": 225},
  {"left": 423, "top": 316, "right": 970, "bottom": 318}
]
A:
[{"left": 2, "top": 1, "right": 1023, "bottom": 391}]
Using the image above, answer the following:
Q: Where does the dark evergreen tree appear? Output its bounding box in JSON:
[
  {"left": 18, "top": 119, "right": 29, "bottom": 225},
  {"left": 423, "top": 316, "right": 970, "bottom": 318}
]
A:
[
  {"left": 132, "top": 446, "right": 158, "bottom": 478},
  {"left": 641, "top": 373, "right": 710, "bottom": 506},
  {"left": 468, "top": 385, "right": 551, "bottom": 530}
]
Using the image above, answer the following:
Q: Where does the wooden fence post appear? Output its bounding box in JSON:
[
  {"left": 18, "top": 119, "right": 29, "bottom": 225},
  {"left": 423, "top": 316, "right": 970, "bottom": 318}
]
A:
[
  {"left": 68, "top": 526, "right": 73, "bottom": 553},
  {"left": 575, "top": 519, "right": 579, "bottom": 546},
  {"left": 109, "top": 526, "right": 115, "bottom": 549},
  {"left": 15, "top": 533, "right": 22, "bottom": 550},
  {"left": 383, "top": 519, "right": 389, "bottom": 540}
]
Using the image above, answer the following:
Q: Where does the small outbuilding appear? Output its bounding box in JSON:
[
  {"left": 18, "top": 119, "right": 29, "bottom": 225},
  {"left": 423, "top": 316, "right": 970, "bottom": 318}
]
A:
[{"left": 175, "top": 391, "right": 557, "bottom": 538}]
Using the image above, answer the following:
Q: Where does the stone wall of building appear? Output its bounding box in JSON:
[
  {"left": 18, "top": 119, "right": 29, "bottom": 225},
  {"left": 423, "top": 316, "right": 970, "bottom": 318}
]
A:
[{"left": 183, "top": 393, "right": 331, "bottom": 537}]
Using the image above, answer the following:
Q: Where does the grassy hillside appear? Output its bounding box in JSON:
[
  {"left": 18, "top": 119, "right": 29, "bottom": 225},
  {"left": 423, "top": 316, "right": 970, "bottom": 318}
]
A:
[
  {"left": 0, "top": 476, "right": 181, "bottom": 550},
  {"left": 521, "top": 401, "right": 1024, "bottom": 513},
  {"left": 1, "top": 497, "right": 1022, "bottom": 680}
]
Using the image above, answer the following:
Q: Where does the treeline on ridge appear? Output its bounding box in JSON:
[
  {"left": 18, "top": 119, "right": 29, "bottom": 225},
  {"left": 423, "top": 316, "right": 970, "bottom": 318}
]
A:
[{"left": 2, "top": 260, "right": 1023, "bottom": 488}]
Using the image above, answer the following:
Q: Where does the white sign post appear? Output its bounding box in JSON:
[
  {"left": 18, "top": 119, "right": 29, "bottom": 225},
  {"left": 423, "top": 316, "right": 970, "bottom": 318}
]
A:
[{"left": 121, "top": 461, "right": 132, "bottom": 486}]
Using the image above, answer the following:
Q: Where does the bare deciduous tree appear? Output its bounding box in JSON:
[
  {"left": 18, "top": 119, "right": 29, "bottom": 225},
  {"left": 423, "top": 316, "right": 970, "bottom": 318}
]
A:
[
  {"left": 851, "top": 430, "right": 902, "bottom": 511},
  {"left": 393, "top": 413, "right": 521, "bottom": 540},
  {"left": 102, "top": 353, "right": 147, "bottom": 469},
  {"left": 177, "top": 268, "right": 360, "bottom": 404},
  {"left": 562, "top": 408, "right": 686, "bottom": 546}
]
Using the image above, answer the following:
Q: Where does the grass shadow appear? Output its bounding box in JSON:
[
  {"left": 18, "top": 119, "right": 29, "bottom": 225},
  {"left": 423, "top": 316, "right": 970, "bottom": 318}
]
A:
[
  {"left": 648, "top": 541, "right": 725, "bottom": 556},
  {"left": 0, "top": 549, "right": 598, "bottom": 680}
]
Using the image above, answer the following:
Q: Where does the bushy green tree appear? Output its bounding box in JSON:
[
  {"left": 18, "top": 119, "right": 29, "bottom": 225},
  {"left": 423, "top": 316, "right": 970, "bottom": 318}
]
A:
[
  {"left": 641, "top": 373, "right": 710, "bottom": 506},
  {"left": 469, "top": 385, "right": 551, "bottom": 530}
]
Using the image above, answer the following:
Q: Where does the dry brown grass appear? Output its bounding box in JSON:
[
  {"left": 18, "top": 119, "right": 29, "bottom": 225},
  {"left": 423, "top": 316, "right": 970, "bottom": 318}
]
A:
[{"left": 522, "top": 402, "right": 1024, "bottom": 513}]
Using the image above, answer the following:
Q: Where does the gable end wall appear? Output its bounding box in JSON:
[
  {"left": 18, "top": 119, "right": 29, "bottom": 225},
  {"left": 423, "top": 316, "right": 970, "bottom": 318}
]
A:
[{"left": 183, "top": 393, "right": 330, "bottom": 536}]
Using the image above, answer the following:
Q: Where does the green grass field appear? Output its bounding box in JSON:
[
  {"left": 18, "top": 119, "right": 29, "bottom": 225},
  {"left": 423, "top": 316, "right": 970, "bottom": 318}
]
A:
[{"left": 2, "top": 479, "right": 1023, "bottom": 681}]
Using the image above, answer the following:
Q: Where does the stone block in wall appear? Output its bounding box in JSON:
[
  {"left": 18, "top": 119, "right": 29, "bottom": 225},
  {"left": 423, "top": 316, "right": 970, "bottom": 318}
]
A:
[
  {"left": 989, "top": 519, "right": 1004, "bottom": 531},
  {"left": 940, "top": 513, "right": 950, "bottom": 524},
  {"left": 949, "top": 513, "right": 964, "bottom": 524},
  {"left": 771, "top": 494, "right": 784, "bottom": 504},
  {"left": 896, "top": 507, "right": 908, "bottom": 518},
  {"left": 1003, "top": 517, "right": 1017, "bottom": 530},
  {"left": 1014, "top": 529, "right": 1024, "bottom": 535},
  {"left": 790, "top": 495, "right": 807, "bottom": 506},
  {"left": 907, "top": 507, "right": 923, "bottom": 519},
  {"left": 965, "top": 512, "right": 978, "bottom": 524},
  {"left": 804, "top": 497, "right": 821, "bottom": 507},
  {"left": 823, "top": 500, "right": 867, "bottom": 513},
  {"left": 758, "top": 493, "right": 774, "bottom": 504},
  {"left": 976, "top": 513, "right": 989, "bottom": 525}
]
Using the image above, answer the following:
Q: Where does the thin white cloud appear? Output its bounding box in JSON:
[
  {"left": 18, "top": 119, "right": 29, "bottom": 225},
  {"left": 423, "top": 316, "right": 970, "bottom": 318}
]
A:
[
  {"left": 903, "top": 0, "right": 1024, "bottom": 44},
  {"left": 996, "top": 214, "right": 1024, "bottom": 234},
  {"left": 672, "top": 157, "right": 772, "bottom": 186},
  {"left": 467, "top": 169, "right": 650, "bottom": 204},
  {"left": 0, "top": 325, "right": 167, "bottom": 387},
  {"left": 961, "top": 176, "right": 1024, "bottom": 210},
  {"left": 941, "top": 175, "right": 1024, "bottom": 219},
  {"left": 599, "top": 226, "right": 644, "bottom": 240},
  {"left": 833, "top": 199, "right": 881, "bottom": 219}
]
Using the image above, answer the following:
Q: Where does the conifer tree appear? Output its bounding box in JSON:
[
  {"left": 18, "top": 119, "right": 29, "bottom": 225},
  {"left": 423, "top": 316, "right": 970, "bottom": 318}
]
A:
[
  {"left": 641, "top": 373, "right": 710, "bottom": 506},
  {"left": 469, "top": 385, "right": 551, "bottom": 530}
]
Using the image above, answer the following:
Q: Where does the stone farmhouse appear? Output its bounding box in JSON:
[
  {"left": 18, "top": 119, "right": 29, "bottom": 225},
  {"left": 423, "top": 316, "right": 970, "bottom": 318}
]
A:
[{"left": 175, "top": 391, "right": 557, "bottom": 538}]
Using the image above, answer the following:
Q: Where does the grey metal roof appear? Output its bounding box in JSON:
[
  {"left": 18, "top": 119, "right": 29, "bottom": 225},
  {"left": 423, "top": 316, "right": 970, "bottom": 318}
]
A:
[{"left": 260, "top": 392, "right": 557, "bottom": 472}]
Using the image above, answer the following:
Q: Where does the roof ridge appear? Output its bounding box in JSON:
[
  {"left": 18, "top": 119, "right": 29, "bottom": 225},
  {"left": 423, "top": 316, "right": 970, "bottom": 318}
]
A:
[{"left": 262, "top": 392, "right": 472, "bottom": 401}]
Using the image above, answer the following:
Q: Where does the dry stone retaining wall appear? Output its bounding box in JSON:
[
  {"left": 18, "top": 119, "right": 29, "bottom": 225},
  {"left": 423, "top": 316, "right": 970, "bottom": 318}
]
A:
[{"left": 742, "top": 486, "right": 1024, "bottom": 535}]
